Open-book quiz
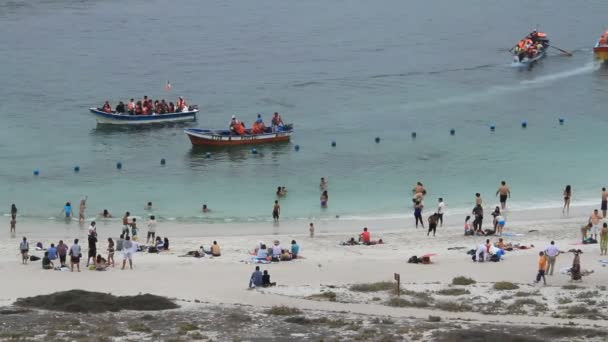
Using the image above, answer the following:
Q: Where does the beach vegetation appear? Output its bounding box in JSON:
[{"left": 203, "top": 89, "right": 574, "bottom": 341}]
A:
[
  {"left": 265, "top": 305, "right": 302, "bottom": 316},
  {"left": 561, "top": 284, "right": 580, "bottom": 290},
  {"left": 436, "top": 288, "right": 469, "bottom": 296},
  {"left": 576, "top": 290, "right": 598, "bottom": 299},
  {"left": 128, "top": 322, "right": 152, "bottom": 333},
  {"left": 189, "top": 331, "right": 204, "bottom": 340},
  {"left": 14, "top": 290, "right": 178, "bottom": 313},
  {"left": 565, "top": 305, "right": 602, "bottom": 319},
  {"left": 557, "top": 297, "right": 572, "bottom": 304},
  {"left": 434, "top": 301, "right": 473, "bottom": 312},
  {"left": 178, "top": 322, "right": 198, "bottom": 334},
  {"left": 513, "top": 291, "right": 537, "bottom": 297},
  {"left": 451, "top": 276, "right": 476, "bottom": 286},
  {"left": 307, "top": 291, "right": 337, "bottom": 301},
  {"left": 428, "top": 315, "right": 441, "bottom": 322},
  {"left": 226, "top": 311, "right": 252, "bottom": 323},
  {"left": 350, "top": 281, "right": 394, "bottom": 292},
  {"left": 435, "top": 330, "right": 543, "bottom": 342},
  {"left": 538, "top": 326, "right": 607, "bottom": 338},
  {"left": 493, "top": 282, "right": 519, "bottom": 290},
  {"left": 386, "top": 297, "right": 429, "bottom": 308}
]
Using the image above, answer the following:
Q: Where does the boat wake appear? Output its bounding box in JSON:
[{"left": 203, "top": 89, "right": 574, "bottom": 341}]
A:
[{"left": 520, "top": 61, "right": 601, "bottom": 85}]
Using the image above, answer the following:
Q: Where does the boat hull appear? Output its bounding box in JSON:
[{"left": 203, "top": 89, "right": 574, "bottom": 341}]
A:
[
  {"left": 90, "top": 108, "right": 197, "bottom": 125},
  {"left": 594, "top": 46, "right": 608, "bottom": 61},
  {"left": 513, "top": 49, "right": 546, "bottom": 66},
  {"left": 185, "top": 128, "right": 293, "bottom": 146}
]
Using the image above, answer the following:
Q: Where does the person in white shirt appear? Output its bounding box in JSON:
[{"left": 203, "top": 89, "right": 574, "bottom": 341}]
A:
[
  {"left": 544, "top": 240, "right": 560, "bottom": 276},
  {"left": 122, "top": 236, "right": 135, "bottom": 270},
  {"left": 437, "top": 198, "right": 445, "bottom": 227},
  {"left": 146, "top": 215, "right": 157, "bottom": 244}
]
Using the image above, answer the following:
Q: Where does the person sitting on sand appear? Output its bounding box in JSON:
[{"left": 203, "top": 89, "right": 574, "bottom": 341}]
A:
[
  {"left": 211, "top": 241, "right": 221, "bottom": 257},
  {"left": 280, "top": 249, "right": 292, "bottom": 261},
  {"left": 42, "top": 252, "right": 53, "bottom": 270},
  {"left": 262, "top": 270, "right": 276, "bottom": 287},
  {"left": 95, "top": 254, "right": 108, "bottom": 271},
  {"left": 271, "top": 241, "right": 282, "bottom": 261},
  {"left": 464, "top": 216, "right": 474, "bottom": 236},
  {"left": 570, "top": 250, "right": 583, "bottom": 281},
  {"left": 256, "top": 244, "right": 269, "bottom": 260},
  {"left": 359, "top": 227, "right": 371, "bottom": 245},
  {"left": 155, "top": 236, "right": 165, "bottom": 251},
  {"left": 249, "top": 266, "right": 263, "bottom": 288},
  {"left": 290, "top": 240, "right": 299, "bottom": 259}
]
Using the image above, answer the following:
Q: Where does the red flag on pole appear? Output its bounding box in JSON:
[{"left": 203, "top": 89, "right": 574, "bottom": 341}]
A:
[{"left": 165, "top": 81, "right": 172, "bottom": 92}]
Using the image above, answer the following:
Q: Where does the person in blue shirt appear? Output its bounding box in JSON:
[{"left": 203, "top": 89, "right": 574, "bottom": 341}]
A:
[
  {"left": 290, "top": 240, "right": 300, "bottom": 259},
  {"left": 62, "top": 202, "right": 73, "bottom": 219},
  {"left": 47, "top": 243, "right": 58, "bottom": 261},
  {"left": 249, "top": 266, "right": 263, "bottom": 288}
]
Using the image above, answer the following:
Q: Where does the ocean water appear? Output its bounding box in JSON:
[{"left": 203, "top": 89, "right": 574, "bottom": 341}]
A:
[{"left": 1, "top": 0, "right": 608, "bottom": 224}]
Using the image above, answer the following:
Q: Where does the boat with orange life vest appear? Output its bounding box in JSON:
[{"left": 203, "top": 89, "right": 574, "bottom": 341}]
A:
[
  {"left": 184, "top": 124, "right": 294, "bottom": 146},
  {"left": 512, "top": 30, "right": 549, "bottom": 66},
  {"left": 593, "top": 31, "right": 608, "bottom": 61}
]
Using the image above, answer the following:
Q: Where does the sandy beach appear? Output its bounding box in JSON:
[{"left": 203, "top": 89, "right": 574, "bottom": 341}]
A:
[{"left": 1, "top": 203, "right": 608, "bottom": 340}]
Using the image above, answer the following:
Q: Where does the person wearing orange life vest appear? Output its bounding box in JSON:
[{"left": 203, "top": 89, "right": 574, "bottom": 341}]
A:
[
  {"left": 252, "top": 114, "right": 266, "bottom": 134},
  {"left": 234, "top": 121, "right": 245, "bottom": 135}
]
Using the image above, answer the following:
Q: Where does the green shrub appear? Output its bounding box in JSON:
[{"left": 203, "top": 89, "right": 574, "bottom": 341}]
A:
[{"left": 451, "top": 277, "right": 476, "bottom": 286}]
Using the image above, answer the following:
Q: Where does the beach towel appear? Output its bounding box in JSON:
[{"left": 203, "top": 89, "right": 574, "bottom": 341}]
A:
[
  {"left": 599, "top": 259, "right": 608, "bottom": 264},
  {"left": 502, "top": 233, "right": 524, "bottom": 237}
]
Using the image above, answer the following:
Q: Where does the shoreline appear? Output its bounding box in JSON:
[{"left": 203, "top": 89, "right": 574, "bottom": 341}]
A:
[{"left": 2, "top": 201, "right": 599, "bottom": 239}]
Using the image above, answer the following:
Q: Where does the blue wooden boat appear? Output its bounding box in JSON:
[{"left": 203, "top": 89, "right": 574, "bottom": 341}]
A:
[{"left": 89, "top": 107, "right": 198, "bottom": 125}]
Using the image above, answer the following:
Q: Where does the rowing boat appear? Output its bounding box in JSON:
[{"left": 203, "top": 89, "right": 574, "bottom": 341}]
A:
[
  {"left": 184, "top": 124, "right": 294, "bottom": 146},
  {"left": 512, "top": 31, "right": 549, "bottom": 66},
  {"left": 593, "top": 31, "right": 608, "bottom": 61},
  {"left": 89, "top": 107, "right": 198, "bottom": 125}
]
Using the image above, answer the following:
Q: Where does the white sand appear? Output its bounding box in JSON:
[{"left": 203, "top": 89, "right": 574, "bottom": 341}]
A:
[{"left": 2, "top": 204, "right": 607, "bottom": 328}]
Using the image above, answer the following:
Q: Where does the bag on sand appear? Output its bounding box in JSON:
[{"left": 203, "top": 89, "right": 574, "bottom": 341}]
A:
[
  {"left": 408, "top": 256, "right": 419, "bottom": 264},
  {"left": 29, "top": 255, "right": 41, "bottom": 261}
]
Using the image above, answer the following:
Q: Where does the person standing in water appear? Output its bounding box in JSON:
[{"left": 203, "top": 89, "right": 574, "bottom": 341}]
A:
[
  {"left": 62, "top": 202, "right": 73, "bottom": 220},
  {"left": 272, "top": 201, "right": 280, "bottom": 222},
  {"left": 309, "top": 223, "right": 315, "bottom": 238},
  {"left": 563, "top": 185, "right": 571, "bottom": 214},
  {"left": 79, "top": 196, "right": 87, "bottom": 223},
  {"left": 601, "top": 187, "right": 608, "bottom": 218},
  {"left": 496, "top": 181, "right": 510, "bottom": 210},
  {"left": 320, "top": 191, "right": 328, "bottom": 208},
  {"left": 600, "top": 223, "right": 608, "bottom": 255},
  {"left": 10, "top": 204, "right": 17, "bottom": 220},
  {"left": 320, "top": 178, "right": 328, "bottom": 191}
]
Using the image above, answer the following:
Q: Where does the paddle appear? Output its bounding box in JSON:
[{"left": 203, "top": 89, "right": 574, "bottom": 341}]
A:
[{"left": 549, "top": 45, "right": 573, "bottom": 56}]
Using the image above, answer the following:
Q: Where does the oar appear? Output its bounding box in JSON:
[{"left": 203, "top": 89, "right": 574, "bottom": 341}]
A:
[{"left": 549, "top": 45, "right": 573, "bottom": 56}]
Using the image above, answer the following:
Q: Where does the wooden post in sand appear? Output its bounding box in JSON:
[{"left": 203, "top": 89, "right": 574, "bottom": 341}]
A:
[{"left": 394, "top": 273, "right": 401, "bottom": 297}]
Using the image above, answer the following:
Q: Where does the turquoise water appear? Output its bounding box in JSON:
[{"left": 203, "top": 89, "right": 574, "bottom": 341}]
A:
[{"left": 1, "top": 0, "right": 608, "bottom": 224}]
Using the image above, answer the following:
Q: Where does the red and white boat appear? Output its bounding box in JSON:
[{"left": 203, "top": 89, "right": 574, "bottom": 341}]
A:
[{"left": 184, "top": 124, "right": 294, "bottom": 146}]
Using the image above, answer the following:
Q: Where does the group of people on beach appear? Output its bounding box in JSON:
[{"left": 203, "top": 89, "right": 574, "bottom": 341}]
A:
[
  {"left": 99, "top": 95, "right": 190, "bottom": 115},
  {"left": 272, "top": 177, "right": 329, "bottom": 223}
]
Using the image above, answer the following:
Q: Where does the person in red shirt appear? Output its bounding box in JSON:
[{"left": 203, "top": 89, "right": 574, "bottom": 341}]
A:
[{"left": 359, "top": 227, "right": 370, "bottom": 245}]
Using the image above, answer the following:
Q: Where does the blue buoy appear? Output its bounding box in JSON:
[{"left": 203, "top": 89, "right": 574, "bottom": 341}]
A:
[
  {"left": 251, "top": 148, "right": 258, "bottom": 154},
  {"left": 521, "top": 121, "right": 527, "bottom": 128},
  {"left": 374, "top": 137, "right": 380, "bottom": 143},
  {"left": 490, "top": 124, "right": 496, "bottom": 131},
  {"left": 33, "top": 169, "right": 39, "bottom": 176},
  {"left": 294, "top": 144, "right": 300, "bottom": 151},
  {"left": 116, "top": 162, "right": 122, "bottom": 170},
  {"left": 450, "top": 129, "right": 455, "bottom": 135},
  {"left": 160, "top": 158, "right": 166, "bottom": 165},
  {"left": 205, "top": 152, "right": 211, "bottom": 158},
  {"left": 74, "top": 166, "right": 80, "bottom": 172},
  {"left": 331, "top": 141, "right": 336, "bottom": 147},
  {"left": 559, "top": 118, "right": 565, "bottom": 125},
  {"left": 411, "top": 132, "right": 417, "bottom": 138}
]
